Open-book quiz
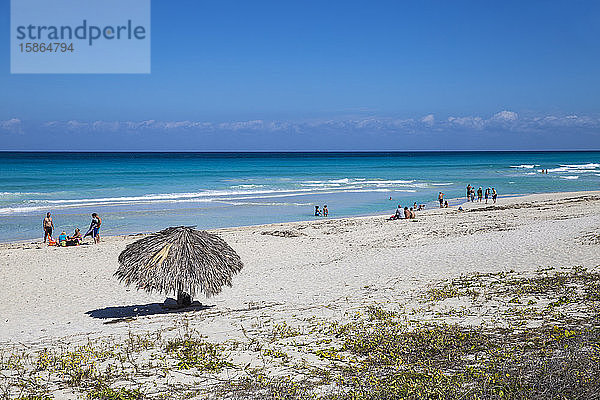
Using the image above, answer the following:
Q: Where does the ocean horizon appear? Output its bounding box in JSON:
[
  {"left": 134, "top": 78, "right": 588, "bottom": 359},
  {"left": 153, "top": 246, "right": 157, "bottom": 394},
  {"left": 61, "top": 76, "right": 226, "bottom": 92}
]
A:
[{"left": 1, "top": 150, "right": 599, "bottom": 243}]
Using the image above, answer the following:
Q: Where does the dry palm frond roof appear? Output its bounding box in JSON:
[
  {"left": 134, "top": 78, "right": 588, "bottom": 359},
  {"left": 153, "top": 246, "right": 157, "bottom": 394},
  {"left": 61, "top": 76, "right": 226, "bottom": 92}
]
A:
[{"left": 115, "top": 226, "right": 243, "bottom": 298}]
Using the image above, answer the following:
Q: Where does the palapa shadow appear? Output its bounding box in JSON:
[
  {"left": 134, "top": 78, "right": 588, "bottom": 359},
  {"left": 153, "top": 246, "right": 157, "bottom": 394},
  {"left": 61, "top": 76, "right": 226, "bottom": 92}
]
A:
[{"left": 86, "top": 301, "right": 214, "bottom": 320}]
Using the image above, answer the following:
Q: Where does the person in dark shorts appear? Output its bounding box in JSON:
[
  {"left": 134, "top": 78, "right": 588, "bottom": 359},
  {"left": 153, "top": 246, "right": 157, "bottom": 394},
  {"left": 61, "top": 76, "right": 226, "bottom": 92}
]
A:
[{"left": 43, "top": 212, "right": 54, "bottom": 243}]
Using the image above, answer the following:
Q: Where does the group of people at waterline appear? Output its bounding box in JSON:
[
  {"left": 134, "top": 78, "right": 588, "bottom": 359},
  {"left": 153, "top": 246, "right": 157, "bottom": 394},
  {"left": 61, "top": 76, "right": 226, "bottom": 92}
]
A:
[
  {"left": 391, "top": 185, "right": 499, "bottom": 221},
  {"left": 43, "top": 212, "right": 102, "bottom": 246},
  {"left": 43, "top": 185, "right": 498, "bottom": 244},
  {"left": 465, "top": 184, "right": 497, "bottom": 204},
  {"left": 314, "top": 205, "right": 329, "bottom": 216}
]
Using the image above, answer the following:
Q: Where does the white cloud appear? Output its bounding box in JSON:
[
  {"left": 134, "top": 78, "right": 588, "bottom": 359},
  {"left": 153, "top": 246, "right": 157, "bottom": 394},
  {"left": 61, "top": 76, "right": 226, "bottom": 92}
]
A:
[
  {"left": 447, "top": 116, "right": 485, "bottom": 130},
  {"left": 0, "top": 118, "right": 23, "bottom": 134},
  {"left": 37, "top": 111, "right": 600, "bottom": 137},
  {"left": 421, "top": 114, "right": 435, "bottom": 125},
  {"left": 491, "top": 110, "right": 518, "bottom": 122}
]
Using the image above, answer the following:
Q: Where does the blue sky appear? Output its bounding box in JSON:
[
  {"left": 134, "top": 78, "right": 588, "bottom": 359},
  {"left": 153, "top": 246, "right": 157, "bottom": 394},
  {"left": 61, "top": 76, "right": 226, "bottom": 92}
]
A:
[{"left": 1, "top": 0, "right": 600, "bottom": 150}]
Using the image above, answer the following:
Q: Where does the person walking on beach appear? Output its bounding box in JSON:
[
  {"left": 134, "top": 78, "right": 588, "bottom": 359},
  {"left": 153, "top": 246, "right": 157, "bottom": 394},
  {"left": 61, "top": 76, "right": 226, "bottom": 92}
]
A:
[
  {"left": 492, "top": 188, "right": 498, "bottom": 204},
  {"left": 43, "top": 212, "right": 54, "bottom": 243},
  {"left": 485, "top": 188, "right": 490, "bottom": 204},
  {"left": 438, "top": 192, "right": 444, "bottom": 208},
  {"left": 477, "top": 187, "right": 483, "bottom": 202}
]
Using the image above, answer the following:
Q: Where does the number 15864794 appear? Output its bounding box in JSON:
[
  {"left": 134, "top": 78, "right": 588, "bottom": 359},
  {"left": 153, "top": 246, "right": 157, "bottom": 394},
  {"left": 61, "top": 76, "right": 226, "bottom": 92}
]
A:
[{"left": 19, "top": 43, "right": 74, "bottom": 52}]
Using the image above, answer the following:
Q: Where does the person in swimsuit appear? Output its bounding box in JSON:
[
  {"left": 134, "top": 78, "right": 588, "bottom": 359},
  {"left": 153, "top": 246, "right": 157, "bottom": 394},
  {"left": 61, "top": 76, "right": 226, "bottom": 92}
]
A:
[
  {"left": 485, "top": 188, "right": 490, "bottom": 204},
  {"left": 68, "top": 228, "right": 82, "bottom": 246},
  {"left": 43, "top": 212, "right": 54, "bottom": 243},
  {"left": 92, "top": 213, "right": 102, "bottom": 243},
  {"left": 492, "top": 188, "right": 498, "bottom": 204},
  {"left": 314, "top": 206, "right": 321, "bottom": 216},
  {"left": 58, "top": 231, "right": 68, "bottom": 247},
  {"left": 477, "top": 187, "right": 483, "bottom": 202},
  {"left": 323, "top": 205, "right": 328, "bottom": 217},
  {"left": 438, "top": 192, "right": 444, "bottom": 208},
  {"left": 84, "top": 213, "right": 102, "bottom": 243},
  {"left": 466, "top": 184, "right": 472, "bottom": 201}
]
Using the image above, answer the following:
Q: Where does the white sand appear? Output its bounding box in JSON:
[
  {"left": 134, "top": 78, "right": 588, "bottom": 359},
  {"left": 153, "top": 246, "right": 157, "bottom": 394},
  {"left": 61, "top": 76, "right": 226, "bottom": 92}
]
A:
[{"left": 1, "top": 191, "right": 599, "bottom": 346}]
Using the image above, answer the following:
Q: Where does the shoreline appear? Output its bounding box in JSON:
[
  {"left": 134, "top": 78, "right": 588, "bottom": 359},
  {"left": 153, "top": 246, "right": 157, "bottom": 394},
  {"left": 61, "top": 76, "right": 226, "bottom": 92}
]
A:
[{"left": 1, "top": 189, "right": 598, "bottom": 247}]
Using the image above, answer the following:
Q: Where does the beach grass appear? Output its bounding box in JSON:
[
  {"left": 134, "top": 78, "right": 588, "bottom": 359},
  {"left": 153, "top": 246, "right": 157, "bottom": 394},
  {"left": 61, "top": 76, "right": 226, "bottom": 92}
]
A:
[{"left": 2, "top": 266, "right": 599, "bottom": 399}]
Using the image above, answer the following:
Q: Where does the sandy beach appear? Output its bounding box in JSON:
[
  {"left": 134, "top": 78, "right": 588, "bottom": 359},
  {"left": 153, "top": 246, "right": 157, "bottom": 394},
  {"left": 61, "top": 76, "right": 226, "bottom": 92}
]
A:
[
  {"left": 1, "top": 191, "right": 599, "bottom": 344},
  {"left": 1, "top": 191, "right": 600, "bottom": 398}
]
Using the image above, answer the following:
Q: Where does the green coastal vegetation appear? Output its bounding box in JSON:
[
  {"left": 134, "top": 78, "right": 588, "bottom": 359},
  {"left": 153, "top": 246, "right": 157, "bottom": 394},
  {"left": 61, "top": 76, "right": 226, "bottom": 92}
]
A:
[{"left": 2, "top": 266, "right": 599, "bottom": 399}]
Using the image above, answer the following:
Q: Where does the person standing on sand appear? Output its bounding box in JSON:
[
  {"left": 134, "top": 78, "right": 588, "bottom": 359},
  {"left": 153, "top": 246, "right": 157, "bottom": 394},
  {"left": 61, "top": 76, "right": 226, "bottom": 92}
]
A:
[
  {"left": 492, "top": 188, "right": 498, "bottom": 204},
  {"left": 470, "top": 187, "right": 475, "bottom": 202},
  {"left": 92, "top": 213, "right": 102, "bottom": 243},
  {"left": 438, "top": 192, "right": 444, "bottom": 208},
  {"left": 84, "top": 213, "right": 102, "bottom": 244},
  {"left": 466, "top": 184, "right": 472, "bottom": 201},
  {"left": 485, "top": 187, "right": 490, "bottom": 204},
  {"left": 43, "top": 212, "right": 54, "bottom": 243},
  {"left": 323, "top": 205, "right": 328, "bottom": 217},
  {"left": 477, "top": 187, "right": 483, "bottom": 202}
]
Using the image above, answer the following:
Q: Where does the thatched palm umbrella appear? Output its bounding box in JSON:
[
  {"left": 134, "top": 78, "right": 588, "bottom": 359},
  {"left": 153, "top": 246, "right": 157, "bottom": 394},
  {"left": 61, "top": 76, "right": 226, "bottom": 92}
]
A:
[{"left": 115, "top": 226, "right": 243, "bottom": 307}]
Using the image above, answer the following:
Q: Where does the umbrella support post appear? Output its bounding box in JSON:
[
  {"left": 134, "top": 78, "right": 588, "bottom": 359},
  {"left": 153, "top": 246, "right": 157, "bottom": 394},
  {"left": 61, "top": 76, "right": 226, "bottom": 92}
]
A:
[{"left": 177, "top": 291, "right": 192, "bottom": 307}]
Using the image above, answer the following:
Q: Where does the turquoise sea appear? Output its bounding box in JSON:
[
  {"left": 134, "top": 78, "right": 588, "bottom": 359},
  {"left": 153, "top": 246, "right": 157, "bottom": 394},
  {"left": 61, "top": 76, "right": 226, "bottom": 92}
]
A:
[{"left": 1, "top": 152, "right": 599, "bottom": 242}]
